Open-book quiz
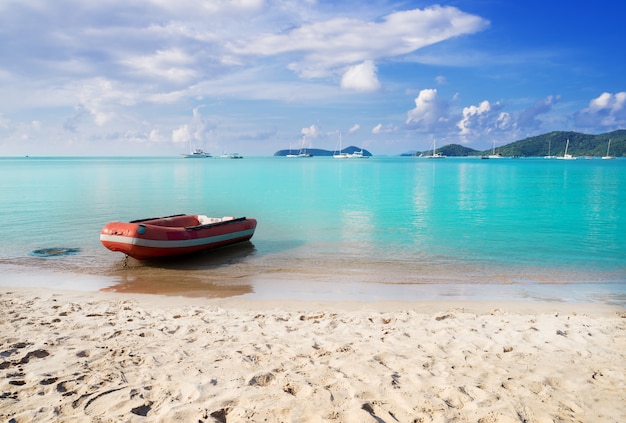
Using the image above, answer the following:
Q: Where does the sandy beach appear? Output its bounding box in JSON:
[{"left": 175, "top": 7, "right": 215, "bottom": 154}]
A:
[{"left": 1, "top": 288, "right": 625, "bottom": 422}]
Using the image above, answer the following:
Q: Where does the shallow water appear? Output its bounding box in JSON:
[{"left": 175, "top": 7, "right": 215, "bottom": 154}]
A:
[{"left": 1, "top": 156, "right": 624, "bottom": 304}]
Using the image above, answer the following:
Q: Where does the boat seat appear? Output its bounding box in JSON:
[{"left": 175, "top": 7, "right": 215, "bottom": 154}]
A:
[{"left": 197, "top": 215, "right": 235, "bottom": 225}]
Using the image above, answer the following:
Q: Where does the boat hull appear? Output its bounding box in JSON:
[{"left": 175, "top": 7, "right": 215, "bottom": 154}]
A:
[{"left": 100, "top": 214, "right": 257, "bottom": 260}]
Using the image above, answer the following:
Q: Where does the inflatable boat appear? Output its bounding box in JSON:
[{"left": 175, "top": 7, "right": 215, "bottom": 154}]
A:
[{"left": 100, "top": 214, "right": 257, "bottom": 260}]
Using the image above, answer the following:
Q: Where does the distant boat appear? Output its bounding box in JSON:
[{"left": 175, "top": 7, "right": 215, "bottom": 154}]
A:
[
  {"left": 333, "top": 133, "right": 350, "bottom": 159},
  {"left": 287, "top": 136, "right": 313, "bottom": 158},
  {"left": 347, "top": 150, "right": 369, "bottom": 159},
  {"left": 333, "top": 133, "right": 369, "bottom": 158},
  {"left": 100, "top": 214, "right": 256, "bottom": 260},
  {"left": 182, "top": 149, "right": 212, "bottom": 158},
  {"left": 424, "top": 139, "right": 446, "bottom": 159},
  {"left": 544, "top": 139, "right": 556, "bottom": 159},
  {"left": 286, "top": 143, "right": 298, "bottom": 158},
  {"left": 221, "top": 152, "right": 243, "bottom": 159},
  {"left": 602, "top": 139, "right": 616, "bottom": 160},
  {"left": 488, "top": 141, "right": 504, "bottom": 159},
  {"left": 557, "top": 139, "right": 577, "bottom": 160}
]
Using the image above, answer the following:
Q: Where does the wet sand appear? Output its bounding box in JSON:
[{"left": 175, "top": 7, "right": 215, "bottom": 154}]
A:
[{"left": 1, "top": 287, "right": 625, "bottom": 422}]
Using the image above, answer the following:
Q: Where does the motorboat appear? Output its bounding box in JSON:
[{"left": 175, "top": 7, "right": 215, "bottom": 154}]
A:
[
  {"left": 182, "top": 149, "right": 212, "bottom": 158},
  {"left": 220, "top": 152, "right": 244, "bottom": 159}
]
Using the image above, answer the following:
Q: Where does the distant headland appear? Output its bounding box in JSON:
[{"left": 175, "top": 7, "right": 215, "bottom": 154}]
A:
[
  {"left": 403, "top": 130, "right": 625, "bottom": 158},
  {"left": 274, "top": 146, "right": 373, "bottom": 157}
]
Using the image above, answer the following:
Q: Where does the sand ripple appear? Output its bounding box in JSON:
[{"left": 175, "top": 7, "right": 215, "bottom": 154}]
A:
[{"left": 1, "top": 290, "right": 625, "bottom": 422}]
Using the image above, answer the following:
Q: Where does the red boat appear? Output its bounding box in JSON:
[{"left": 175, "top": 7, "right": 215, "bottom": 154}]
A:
[{"left": 100, "top": 214, "right": 257, "bottom": 260}]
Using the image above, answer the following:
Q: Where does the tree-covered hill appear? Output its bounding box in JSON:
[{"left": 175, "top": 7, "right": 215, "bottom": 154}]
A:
[
  {"left": 274, "top": 146, "right": 372, "bottom": 157},
  {"left": 478, "top": 130, "right": 626, "bottom": 157},
  {"left": 402, "top": 144, "right": 478, "bottom": 156},
  {"left": 405, "top": 130, "right": 625, "bottom": 157}
]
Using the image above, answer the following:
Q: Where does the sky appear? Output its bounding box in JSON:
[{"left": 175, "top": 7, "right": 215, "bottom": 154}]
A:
[{"left": 1, "top": 0, "right": 625, "bottom": 156}]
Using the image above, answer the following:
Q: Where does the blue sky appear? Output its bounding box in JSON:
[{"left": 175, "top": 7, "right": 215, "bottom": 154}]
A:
[{"left": 0, "top": 0, "right": 624, "bottom": 156}]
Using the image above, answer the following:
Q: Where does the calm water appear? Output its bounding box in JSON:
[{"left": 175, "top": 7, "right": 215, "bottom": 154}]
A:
[{"left": 1, "top": 156, "right": 625, "bottom": 304}]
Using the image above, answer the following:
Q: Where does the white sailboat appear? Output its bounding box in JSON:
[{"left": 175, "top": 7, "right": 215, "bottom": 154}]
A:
[
  {"left": 488, "top": 140, "right": 504, "bottom": 159},
  {"left": 333, "top": 132, "right": 369, "bottom": 158},
  {"left": 544, "top": 139, "right": 556, "bottom": 159},
  {"left": 557, "top": 139, "right": 576, "bottom": 160},
  {"left": 286, "top": 138, "right": 312, "bottom": 157},
  {"left": 602, "top": 139, "right": 616, "bottom": 160},
  {"left": 424, "top": 138, "right": 446, "bottom": 158},
  {"left": 333, "top": 132, "right": 350, "bottom": 158},
  {"left": 291, "top": 135, "right": 313, "bottom": 157},
  {"left": 286, "top": 142, "right": 298, "bottom": 158}
]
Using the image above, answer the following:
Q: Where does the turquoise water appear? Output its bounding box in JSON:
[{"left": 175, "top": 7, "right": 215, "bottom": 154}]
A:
[{"left": 1, "top": 156, "right": 625, "bottom": 304}]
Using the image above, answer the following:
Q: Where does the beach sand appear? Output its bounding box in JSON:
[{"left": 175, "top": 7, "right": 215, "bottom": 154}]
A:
[{"left": 1, "top": 288, "right": 625, "bottom": 422}]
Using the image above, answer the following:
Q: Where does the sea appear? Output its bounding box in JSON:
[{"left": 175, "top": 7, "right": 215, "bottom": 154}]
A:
[{"left": 1, "top": 156, "right": 625, "bottom": 305}]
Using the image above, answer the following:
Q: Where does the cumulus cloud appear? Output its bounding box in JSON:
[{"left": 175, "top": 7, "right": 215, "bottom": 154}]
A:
[
  {"left": 406, "top": 89, "right": 449, "bottom": 131},
  {"left": 372, "top": 123, "right": 396, "bottom": 134},
  {"left": 172, "top": 124, "right": 191, "bottom": 144},
  {"left": 349, "top": 124, "right": 360, "bottom": 133},
  {"left": 301, "top": 124, "right": 318, "bottom": 137},
  {"left": 340, "top": 61, "right": 381, "bottom": 92},
  {"left": 574, "top": 92, "right": 626, "bottom": 128},
  {"left": 456, "top": 99, "right": 513, "bottom": 137},
  {"left": 172, "top": 107, "right": 215, "bottom": 145}
]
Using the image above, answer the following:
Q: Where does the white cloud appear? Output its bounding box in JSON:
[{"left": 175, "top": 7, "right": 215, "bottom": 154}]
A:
[
  {"left": 149, "top": 129, "right": 165, "bottom": 143},
  {"left": 457, "top": 100, "right": 492, "bottom": 135},
  {"left": 301, "top": 124, "right": 318, "bottom": 137},
  {"left": 455, "top": 99, "right": 512, "bottom": 142},
  {"left": 74, "top": 78, "right": 139, "bottom": 126},
  {"left": 349, "top": 124, "right": 360, "bottom": 133},
  {"left": 234, "top": 6, "right": 488, "bottom": 81},
  {"left": 406, "top": 89, "right": 449, "bottom": 131},
  {"left": 148, "top": 0, "right": 265, "bottom": 18},
  {"left": 575, "top": 92, "right": 626, "bottom": 128},
  {"left": 123, "top": 48, "right": 197, "bottom": 83},
  {"left": 170, "top": 107, "right": 216, "bottom": 146},
  {"left": 372, "top": 123, "right": 396, "bottom": 134},
  {"left": 340, "top": 61, "right": 380, "bottom": 92},
  {"left": 172, "top": 124, "right": 191, "bottom": 144}
]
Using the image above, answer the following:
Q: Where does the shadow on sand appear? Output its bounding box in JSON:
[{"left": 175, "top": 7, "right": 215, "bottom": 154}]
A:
[{"left": 102, "top": 242, "right": 259, "bottom": 297}]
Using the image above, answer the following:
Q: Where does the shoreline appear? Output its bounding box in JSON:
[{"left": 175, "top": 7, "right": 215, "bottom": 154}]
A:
[
  {"left": 2, "top": 287, "right": 625, "bottom": 422},
  {"left": 2, "top": 262, "right": 625, "bottom": 306},
  {"left": 3, "top": 285, "right": 625, "bottom": 315}
]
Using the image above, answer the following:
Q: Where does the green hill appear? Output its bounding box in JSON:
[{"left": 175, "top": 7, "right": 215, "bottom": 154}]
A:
[
  {"left": 405, "top": 130, "right": 625, "bottom": 157},
  {"left": 478, "top": 130, "right": 626, "bottom": 157},
  {"left": 274, "top": 146, "right": 372, "bottom": 157},
  {"left": 402, "top": 144, "right": 478, "bottom": 157}
]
